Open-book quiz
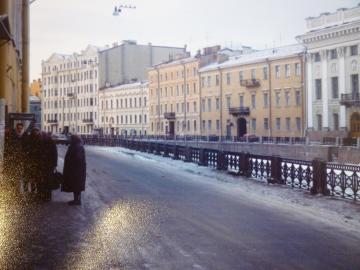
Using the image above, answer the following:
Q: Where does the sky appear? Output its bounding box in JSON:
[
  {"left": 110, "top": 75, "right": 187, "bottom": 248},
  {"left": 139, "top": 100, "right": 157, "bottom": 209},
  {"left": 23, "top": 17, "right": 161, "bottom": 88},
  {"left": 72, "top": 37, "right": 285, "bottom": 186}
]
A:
[{"left": 29, "top": 0, "right": 358, "bottom": 81}]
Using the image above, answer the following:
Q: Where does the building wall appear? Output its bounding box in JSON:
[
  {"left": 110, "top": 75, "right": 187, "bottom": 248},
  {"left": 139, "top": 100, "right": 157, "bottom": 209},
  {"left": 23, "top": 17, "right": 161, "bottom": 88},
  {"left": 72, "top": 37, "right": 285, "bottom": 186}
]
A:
[
  {"left": 99, "top": 82, "right": 149, "bottom": 136},
  {"left": 30, "top": 79, "right": 41, "bottom": 97},
  {"left": 99, "top": 41, "right": 186, "bottom": 89},
  {"left": 200, "top": 53, "right": 305, "bottom": 138},
  {"left": 149, "top": 58, "right": 201, "bottom": 136},
  {"left": 298, "top": 4, "right": 360, "bottom": 139},
  {"left": 41, "top": 46, "right": 100, "bottom": 135}
]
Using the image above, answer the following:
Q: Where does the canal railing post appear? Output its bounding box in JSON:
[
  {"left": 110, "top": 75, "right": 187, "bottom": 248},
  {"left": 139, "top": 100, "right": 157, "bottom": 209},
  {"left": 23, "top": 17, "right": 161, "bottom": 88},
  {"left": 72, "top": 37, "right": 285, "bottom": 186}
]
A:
[
  {"left": 269, "top": 155, "right": 283, "bottom": 184},
  {"left": 311, "top": 159, "right": 330, "bottom": 196},
  {"left": 198, "top": 148, "right": 207, "bottom": 166},
  {"left": 239, "top": 152, "right": 251, "bottom": 177},
  {"left": 216, "top": 151, "right": 227, "bottom": 171}
]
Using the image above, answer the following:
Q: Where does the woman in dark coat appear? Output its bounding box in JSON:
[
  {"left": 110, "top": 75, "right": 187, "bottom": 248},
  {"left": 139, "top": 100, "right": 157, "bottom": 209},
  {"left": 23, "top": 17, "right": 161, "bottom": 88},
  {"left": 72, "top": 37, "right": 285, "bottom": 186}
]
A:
[{"left": 62, "top": 135, "right": 86, "bottom": 205}]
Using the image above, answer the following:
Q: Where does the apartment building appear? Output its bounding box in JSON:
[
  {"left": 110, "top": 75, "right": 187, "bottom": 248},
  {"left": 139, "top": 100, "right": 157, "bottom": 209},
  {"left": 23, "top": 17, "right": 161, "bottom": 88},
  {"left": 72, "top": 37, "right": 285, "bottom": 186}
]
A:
[
  {"left": 199, "top": 44, "right": 305, "bottom": 138},
  {"left": 99, "top": 82, "right": 149, "bottom": 136},
  {"left": 148, "top": 56, "right": 200, "bottom": 136},
  {"left": 297, "top": 4, "right": 360, "bottom": 139},
  {"left": 41, "top": 45, "right": 101, "bottom": 134},
  {"left": 99, "top": 40, "right": 187, "bottom": 89}
]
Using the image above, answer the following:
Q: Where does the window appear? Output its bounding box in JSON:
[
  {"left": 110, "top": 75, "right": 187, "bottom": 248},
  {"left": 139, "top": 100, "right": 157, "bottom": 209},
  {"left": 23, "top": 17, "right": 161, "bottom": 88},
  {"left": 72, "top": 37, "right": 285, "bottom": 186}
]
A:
[
  {"left": 275, "top": 92, "right": 281, "bottom": 106},
  {"left": 330, "top": 49, "right": 337, "bottom": 60},
  {"left": 295, "top": 63, "right": 301, "bottom": 77},
  {"left": 333, "top": 113, "right": 339, "bottom": 131},
  {"left": 276, "top": 118, "right": 281, "bottom": 130},
  {"left": 193, "top": 83, "right": 197, "bottom": 94},
  {"left": 239, "top": 95, "right": 244, "bottom": 107},
  {"left": 285, "top": 91, "right": 290, "bottom": 106},
  {"left": 296, "top": 117, "right": 301, "bottom": 132},
  {"left": 331, "top": 77, "right": 339, "bottom": 99},
  {"left": 285, "top": 64, "right": 290, "bottom": 78},
  {"left": 186, "top": 102, "right": 189, "bottom": 113},
  {"left": 216, "top": 120, "right": 220, "bottom": 131},
  {"left": 314, "top": 52, "right": 321, "bottom": 62},
  {"left": 317, "top": 114, "right": 322, "bottom": 131},
  {"left": 216, "top": 98, "right": 220, "bottom": 111},
  {"left": 207, "top": 98, "right": 212, "bottom": 112},
  {"left": 251, "top": 69, "right": 256, "bottom": 79},
  {"left": 226, "top": 73, "right": 231, "bottom": 85},
  {"left": 194, "top": 120, "right": 197, "bottom": 132},
  {"left": 216, "top": 75, "right": 220, "bottom": 86},
  {"left": 193, "top": 101, "right": 197, "bottom": 112},
  {"left": 286, "top": 117, "right": 291, "bottom": 131},
  {"left": 226, "top": 96, "right": 231, "bottom": 108},
  {"left": 207, "top": 76, "right": 211, "bottom": 87},
  {"left": 350, "top": 45, "right": 358, "bottom": 56},
  {"left": 208, "top": 120, "right": 212, "bottom": 131},
  {"left": 263, "top": 93, "right": 269, "bottom": 108},
  {"left": 264, "top": 118, "right": 269, "bottom": 130},
  {"left": 202, "top": 99, "right": 205, "bottom": 112},
  {"left": 351, "top": 74, "right": 359, "bottom": 93},
  {"left": 251, "top": 118, "right": 256, "bottom": 132},
  {"left": 315, "top": 79, "right": 322, "bottom": 100},
  {"left": 295, "top": 90, "right": 301, "bottom": 106},
  {"left": 202, "top": 120, "right": 206, "bottom": 131},
  {"left": 275, "top": 65, "right": 280, "bottom": 78},
  {"left": 239, "top": 71, "right": 243, "bottom": 82},
  {"left": 201, "top": 77, "right": 205, "bottom": 88},
  {"left": 251, "top": 94, "right": 256, "bottom": 109},
  {"left": 263, "top": 67, "right": 268, "bottom": 80}
]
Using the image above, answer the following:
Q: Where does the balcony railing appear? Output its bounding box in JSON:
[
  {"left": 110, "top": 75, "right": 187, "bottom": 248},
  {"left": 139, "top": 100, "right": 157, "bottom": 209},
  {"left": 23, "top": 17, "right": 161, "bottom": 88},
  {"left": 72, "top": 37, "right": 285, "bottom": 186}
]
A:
[
  {"left": 240, "top": 79, "right": 260, "bottom": 88},
  {"left": 229, "top": 107, "right": 250, "bottom": 116},
  {"left": 340, "top": 93, "right": 360, "bottom": 107},
  {"left": 83, "top": 118, "right": 94, "bottom": 124},
  {"left": 47, "top": 119, "right": 58, "bottom": 124},
  {"left": 164, "top": 112, "right": 176, "bottom": 120}
]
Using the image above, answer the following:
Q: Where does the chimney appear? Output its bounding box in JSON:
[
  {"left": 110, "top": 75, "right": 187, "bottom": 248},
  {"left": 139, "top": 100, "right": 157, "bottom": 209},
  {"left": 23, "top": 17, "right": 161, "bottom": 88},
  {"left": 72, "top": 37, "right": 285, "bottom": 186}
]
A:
[{"left": 217, "top": 53, "right": 229, "bottom": 64}]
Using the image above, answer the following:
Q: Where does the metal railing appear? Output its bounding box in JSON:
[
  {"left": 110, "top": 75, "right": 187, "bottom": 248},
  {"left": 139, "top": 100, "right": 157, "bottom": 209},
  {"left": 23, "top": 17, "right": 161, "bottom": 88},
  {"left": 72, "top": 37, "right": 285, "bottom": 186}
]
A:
[{"left": 79, "top": 136, "right": 360, "bottom": 202}]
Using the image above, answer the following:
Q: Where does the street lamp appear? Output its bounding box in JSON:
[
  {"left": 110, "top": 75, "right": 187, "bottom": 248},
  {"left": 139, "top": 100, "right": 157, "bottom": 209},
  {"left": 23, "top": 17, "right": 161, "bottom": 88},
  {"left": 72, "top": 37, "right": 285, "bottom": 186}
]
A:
[{"left": 68, "top": 92, "right": 77, "bottom": 133}]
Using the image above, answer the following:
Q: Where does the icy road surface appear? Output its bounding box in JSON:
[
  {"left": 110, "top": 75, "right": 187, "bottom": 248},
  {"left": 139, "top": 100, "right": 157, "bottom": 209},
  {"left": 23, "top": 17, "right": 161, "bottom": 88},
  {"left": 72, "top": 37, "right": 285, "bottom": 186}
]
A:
[{"left": 1, "top": 145, "right": 359, "bottom": 270}]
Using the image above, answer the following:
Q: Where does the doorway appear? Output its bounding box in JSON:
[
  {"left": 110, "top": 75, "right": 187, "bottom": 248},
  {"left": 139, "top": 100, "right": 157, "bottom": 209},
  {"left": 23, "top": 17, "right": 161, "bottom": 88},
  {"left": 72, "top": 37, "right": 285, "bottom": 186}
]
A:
[
  {"left": 237, "top": 118, "right": 247, "bottom": 137},
  {"left": 350, "top": 113, "right": 360, "bottom": 137},
  {"left": 169, "top": 121, "right": 175, "bottom": 137}
]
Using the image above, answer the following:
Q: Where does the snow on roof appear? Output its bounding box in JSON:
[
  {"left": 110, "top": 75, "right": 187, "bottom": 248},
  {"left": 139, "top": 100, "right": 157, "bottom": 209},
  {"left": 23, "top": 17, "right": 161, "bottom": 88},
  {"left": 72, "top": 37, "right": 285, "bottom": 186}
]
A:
[
  {"left": 149, "top": 56, "right": 197, "bottom": 70},
  {"left": 199, "top": 44, "right": 305, "bottom": 72},
  {"left": 29, "top": 95, "right": 40, "bottom": 102},
  {"left": 101, "top": 81, "right": 149, "bottom": 92}
]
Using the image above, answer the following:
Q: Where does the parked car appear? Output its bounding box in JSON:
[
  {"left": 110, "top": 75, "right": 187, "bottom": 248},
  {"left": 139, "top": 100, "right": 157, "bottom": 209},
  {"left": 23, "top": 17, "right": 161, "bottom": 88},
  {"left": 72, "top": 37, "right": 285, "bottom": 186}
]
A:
[{"left": 51, "top": 133, "right": 70, "bottom": 145}]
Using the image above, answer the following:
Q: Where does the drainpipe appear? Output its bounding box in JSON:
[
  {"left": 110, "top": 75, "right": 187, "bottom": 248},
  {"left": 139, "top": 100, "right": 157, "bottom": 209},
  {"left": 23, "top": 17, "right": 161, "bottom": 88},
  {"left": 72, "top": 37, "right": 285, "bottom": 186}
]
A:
[
  {"left": 22, "top": 0, "right": 30, "bottom": 112},
  {"left": 156, "top": 67, "right": 160, "bottom": 136},
  {"left": 182, "top": 62, "right": 187, "bottom": 137},
  {"left": 267, "top": 58, "right": 273, "bottom": 137},
  {"left": 0, "top": 0, "right": 9, "bottom": 102},
  {"left": 199, "top": 67, "right": 202, "bottom": 136},
  {"left": 301, "top": 51, "right": 307, "bottom": 138},
  {"left": 219, "top": 67, "right": 223, "bottom": 139}
]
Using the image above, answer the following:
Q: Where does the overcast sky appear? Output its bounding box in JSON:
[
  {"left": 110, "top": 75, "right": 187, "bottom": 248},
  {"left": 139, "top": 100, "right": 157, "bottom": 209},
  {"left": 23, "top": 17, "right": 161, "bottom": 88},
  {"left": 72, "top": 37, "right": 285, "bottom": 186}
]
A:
[{"left": 29, "top": 0, "right": 358, "bottom": 80}]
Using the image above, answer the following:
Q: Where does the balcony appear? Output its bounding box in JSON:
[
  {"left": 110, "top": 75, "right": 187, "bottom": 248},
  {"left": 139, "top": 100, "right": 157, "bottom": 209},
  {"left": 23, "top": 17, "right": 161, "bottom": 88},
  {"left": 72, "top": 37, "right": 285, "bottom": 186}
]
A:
[
  {"left": 340, "top": 93, "right": 360, "bottom": 107},
  {"left": 83, "top": 118, "right": 94, "bottom": 124},
  {"left": 229, "top": 107, "right": 250, "bottom": 116},
  {"left": 47, "top": 119, "right": 58, "bottom": 125},
  {"left": 240, "top": 79, "right": 260, "bottom": 88},
  {"left": 164, "top": 112, "right": 176, "bottom": 120}
]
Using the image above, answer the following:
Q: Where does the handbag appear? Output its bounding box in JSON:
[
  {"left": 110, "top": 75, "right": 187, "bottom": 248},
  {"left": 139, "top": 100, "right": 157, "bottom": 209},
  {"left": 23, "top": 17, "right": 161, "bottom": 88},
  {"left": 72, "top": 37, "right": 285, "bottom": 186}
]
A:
[{"left": 48, "top": 170, "right": 63, "bottom": 190}]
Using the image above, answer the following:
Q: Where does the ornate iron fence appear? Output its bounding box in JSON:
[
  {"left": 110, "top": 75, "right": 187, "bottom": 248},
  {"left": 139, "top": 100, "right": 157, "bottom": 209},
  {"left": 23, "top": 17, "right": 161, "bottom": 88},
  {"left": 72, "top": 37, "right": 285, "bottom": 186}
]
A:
[
  {"left": 282, "top": 159, "right": 313, "bottom": 190},
  {"left": 249, "top": 155, "right": 271, "bottom": 182}
]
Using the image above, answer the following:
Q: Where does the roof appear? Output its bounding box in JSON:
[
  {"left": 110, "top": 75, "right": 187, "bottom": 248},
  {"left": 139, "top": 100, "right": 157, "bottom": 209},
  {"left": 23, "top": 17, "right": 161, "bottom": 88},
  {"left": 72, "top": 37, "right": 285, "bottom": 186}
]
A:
[
  {"left": 199, "top": 44, "right": 305, "bottom": 72},
  {"left": 101, "top": 81, "right": 149, "bottom": 92},
  {"left": 29, "top": 95, "right": 40, "bottom": 102},
  {"left": 149, "top": 57, "right": 197, "bottom": 71}
]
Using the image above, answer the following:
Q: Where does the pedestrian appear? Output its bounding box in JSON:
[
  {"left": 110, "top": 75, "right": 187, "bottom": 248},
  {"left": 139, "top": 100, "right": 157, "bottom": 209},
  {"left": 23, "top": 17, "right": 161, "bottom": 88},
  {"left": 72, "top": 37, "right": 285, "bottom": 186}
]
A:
[
  {"left": 38, "top": 132, "right": 58, "bottom": 202},
  {"left": 3, "top": 123, "right": 26, "bottom": 195},
  {"left": 62, "top": 134, "right": 86, "bottom": 206},
  {"left": 23, "top": 127, "right": 43, "bottom": 199}
]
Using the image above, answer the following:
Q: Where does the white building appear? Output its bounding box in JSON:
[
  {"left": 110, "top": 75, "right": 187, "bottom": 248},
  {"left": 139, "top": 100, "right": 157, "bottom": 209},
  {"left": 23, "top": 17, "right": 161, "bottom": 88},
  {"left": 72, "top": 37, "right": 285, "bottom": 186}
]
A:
[
  {"left": 41, "top": 45, "right": 101, "bottom": 134},
  {"left": 99, "top": 82, "right": 149, "bottom": 136},
  {"left": 297, "top": 4, "right": 360, "bottom": 139}
]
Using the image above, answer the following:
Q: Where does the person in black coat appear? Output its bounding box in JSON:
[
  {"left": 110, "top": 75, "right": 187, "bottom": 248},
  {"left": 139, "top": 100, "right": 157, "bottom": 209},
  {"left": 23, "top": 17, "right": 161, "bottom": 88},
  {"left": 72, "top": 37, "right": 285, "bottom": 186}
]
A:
[
  {"left": 62, "top": 135, "right": 86, "bottom": 206},
  {"left": 39, "top": 132, "right": 58, "bottom": 202}
]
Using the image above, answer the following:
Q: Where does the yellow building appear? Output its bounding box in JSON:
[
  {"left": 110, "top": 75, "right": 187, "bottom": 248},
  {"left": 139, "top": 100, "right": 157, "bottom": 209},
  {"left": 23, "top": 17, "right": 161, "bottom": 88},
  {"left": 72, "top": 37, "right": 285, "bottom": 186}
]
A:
[
  {"left": 0, "top": 0, "right": 29, "bottom": 115},
  {"left": 199, "top": 44, "right": 306, "bottom": 138},
  {"left": 30, "top": 79, "right": 42, "bottom": 97},
  {"left": 148, "top": 55, "right": 201, "bottom": 136}
]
